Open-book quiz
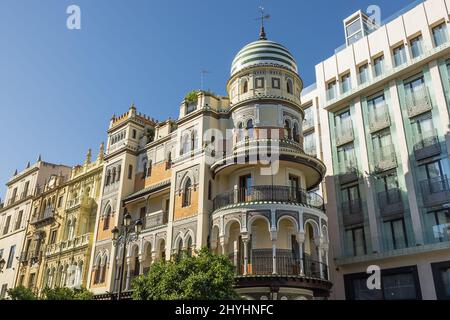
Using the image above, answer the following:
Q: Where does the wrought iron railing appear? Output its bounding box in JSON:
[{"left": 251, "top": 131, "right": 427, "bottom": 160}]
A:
[
  {"left": 420, "top": 176, "right": 450, "bottom": 195},
  {"left": 31, "top": 206, "right": 55, "bottom": 224},
  {"left": 213, "top": 185, "right": 324, "bottom": 211},
  {"left": 231, "top": 250, "right": 328, "bottom": 280}
]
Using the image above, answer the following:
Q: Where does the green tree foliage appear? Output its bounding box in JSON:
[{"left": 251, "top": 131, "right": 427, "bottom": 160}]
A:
[
  {"left": 131, "top": 247, "right": 241, "bottom": 300},
  {"left": 6, "top": 286, "right": 37, "bottom": 300},
  {"left": 41, "top": 286, "right": 94, "bottom": 300}
]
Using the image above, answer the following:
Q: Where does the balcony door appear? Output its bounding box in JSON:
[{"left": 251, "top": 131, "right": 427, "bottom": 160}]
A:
[
  {"left": 372, "top": 129, "right": 392, "bottom": 149},
  {"left": 342, "top": 185, "right": 360, "bottom": 215},
  {"left": 368, "top": 94, "right": 386, "bottom": 119},
  {"left": 238, "top": 174, "right": 252, "bottom": 202},
  {"left": 380, "top": 173, "right": 399, "bottom": 204},
  {"left": 422, "top": 160, "right": 447, "bottom": 194},
  {"left": 288, "top": 175, "right": 300, "bottom": 202},
  {"left": 338, "top": 144, "right": 356, "bottom": 166}
]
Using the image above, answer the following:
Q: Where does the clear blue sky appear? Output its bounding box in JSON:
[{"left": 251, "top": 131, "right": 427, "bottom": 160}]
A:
[{"left": 0, "top": 0, "right": 416, "bottom": 197}]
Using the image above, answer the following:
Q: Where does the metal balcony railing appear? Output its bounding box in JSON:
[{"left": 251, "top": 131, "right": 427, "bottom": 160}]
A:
[
  {"left": 405, "top": 85, "right": 432, "bottom": 118},
  {"left": 368, "top": 103, "right": 390, "bottom": 133},
  {"left": 145, "top": 211, "right": 169, "bottom": 229},
  {"left": 413, "top": 129, "right": 441, "bottom": 160},
  {"left": 420, "top": 176, "right": 450, "bottom": 207},
  {"left": 378, "top": 188, "right": 404, "bottom": 220},
  {"left": 213, "top": 186, "right": 325, "bottom": 212},
  {"left": 371, "top": 144, "right": 397, "bottom": 173},
  {"left": 341, "top": 200, "right": 364, "bottom": 227},
  {"left": 31, "top": 206, "right": 55, "bottom": 224},
  {"left": 231, "top": 250, "right": 328, "bottom": 281},
  {"left": 337, "top": 158, "right": 358, "bottom": 184}
]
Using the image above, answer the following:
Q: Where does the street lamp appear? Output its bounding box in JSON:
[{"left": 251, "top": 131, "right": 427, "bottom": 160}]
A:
[
  {"left": 111, "top": 208, "right": 142, "bottom": 300},
  {"left": 0, "top": 258, "right": 6, "bottom": 273}
]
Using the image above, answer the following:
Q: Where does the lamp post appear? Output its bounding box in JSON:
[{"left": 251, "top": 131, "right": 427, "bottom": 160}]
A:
[
  {"left": 0, "top": 258, "right": 6, "bottom": 273},
  {"left": 111, "top": 208, "right": 142, "bottom": 300}
]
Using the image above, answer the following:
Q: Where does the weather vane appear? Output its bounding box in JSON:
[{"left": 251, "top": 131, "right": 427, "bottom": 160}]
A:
[{"left": 255, "top": 6, "right": 270, "bottom": 40}]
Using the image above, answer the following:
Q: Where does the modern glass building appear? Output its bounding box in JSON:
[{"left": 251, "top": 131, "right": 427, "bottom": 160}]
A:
[{"left": 301, "top": 0, "right": 450, "bottom": 299}]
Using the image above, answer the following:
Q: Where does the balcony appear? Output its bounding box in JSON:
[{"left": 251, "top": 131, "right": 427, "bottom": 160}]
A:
[
  {"left": 335, "top": 123, "right": 354, "bottom": 147},
  {"left": 45, "top": 233, "right": 91, "bottom": 257},
  {"left": 231, "top": 250, "right": 328, "bottom": 281},
  {"left": 145, "top": 210, "right": 168, "bottom": 229},
  {"left": 30, "top": 206, "right": 55, "bottom": 225},
  {"left": 212, "top": 185, "right": 325, "bottom": 212},
  {"left": 368, "top": 104, "right": 390, "bottom": 133},
  {"left": 413, "top": 130, "right": 441, "bottom": 161},
  {"left": 378, "top": 188, "right": 404, "bottom": 221},
  {"left": 19, "top": 251, "right": 29, "bottom": 264},
  {"left": 420, "top": 176, "right": 450, "bottom": 208},
  {"left": 341, "top": 200, "right": 364, "bottom": 227},
  {"left": 405, "top": 85, "right": 432, "bottom": 118},
  {"left": 337, "top": 159, "right": 358, "bottom": 185},
  {"left": 371, "top": 145, "right": 397, "bottom": 173}
]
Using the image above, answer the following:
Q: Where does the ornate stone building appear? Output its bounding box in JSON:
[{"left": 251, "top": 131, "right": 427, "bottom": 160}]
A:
[
  {"left": 15, "top": 147, "right": 103, "bottom": 294},
  {"left": 87, "top": 27, "right": 331, "bottom": 300}
]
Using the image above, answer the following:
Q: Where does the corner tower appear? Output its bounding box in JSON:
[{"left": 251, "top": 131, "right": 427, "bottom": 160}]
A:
[{"left": 210, "top": 28, "right": 331, "bottom": 300}]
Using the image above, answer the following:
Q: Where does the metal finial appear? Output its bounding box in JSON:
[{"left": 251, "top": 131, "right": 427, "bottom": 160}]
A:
[{"left": 255, "top": 6, "right": 270, "bottom": 40}]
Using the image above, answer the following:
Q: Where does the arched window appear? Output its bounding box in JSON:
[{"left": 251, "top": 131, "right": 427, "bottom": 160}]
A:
[
  {"left": 117, "top": 165, "right": 121, "bottom": 182},
  {"left": 100, "top": 253, "right": 108, "bottom": 283},
  {"left": 181, "top": 134, "right": 190, "bottom": 155},
  {"left": 286, "top": 79, "right": 293, "bottom": 94},
  {"left": 112, "top": 168, "right": 116, "bottom": 184},
  {"left": 242, "top": 80, "right": 248, "bottom": 93},
  {"left": 191, "top": 130, "right": 198, "bottom": 152},
  {"left": 237, "top": 122, "right": 244, "bottom": 142},
  {"left": 293, "top": 123, "right": 300, "bottom": 143},
  {"left": 284, "top": 120, "right": 292, "bottom": 140},
  {"left": 177, "top": 238, "right": 183, "bottom": 258},
  {"left": 103, "top": 206, "right": 111, "bottom": 230},
  {"left": 246, "top": 119, "right": 254, "bottom": 140},
  {"left": 182, "top": 178, "right": 192, "bottom": 208},
  {"left": 186, "top": 236, "right": 193, "bottom": 257},
  {"left": 142, "top": 161, "right": 147, "bottom": 179},
  {"left": 94, "top": 254, "right": 101, "bottom": 284},
  {"left": 68, "top": 219, "right": 76, "bottom": 240}
]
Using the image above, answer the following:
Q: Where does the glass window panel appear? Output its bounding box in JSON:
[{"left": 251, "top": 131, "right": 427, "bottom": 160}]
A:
[
  {"left": 354, "top": 228, "right": 366, "bottom": 256},
  {"left": 344, "top": 230, "right": 354, "bottom": 256},
  {"left": 373, "top": 56, "right": 384, "bottom": 77},
  {"left": 346, "top": 19, "right": 361, "bottom": 36},
  {"left": 351, "top": 278, "right": 383, "bottom": 300},
  {"left": 410, "top": 36, "right": 423, "bottom": 58},
  {"left": 392, "top": 219, "right": 407, "bottom": 249},
  {"left": 382, "top": 273, "right": 417, "bottom": 300},
  {"left": 393, "top": 45, "right": 407, "bottom": 67},
  {"left": 358, "top": 64, "right": 369, "bottom": 84},
  {"left": 433, "top": 23, "right": 448, "bottom": 47},
  {"left": 440, "top": 267, "right": 450, "bottom": 297}
]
